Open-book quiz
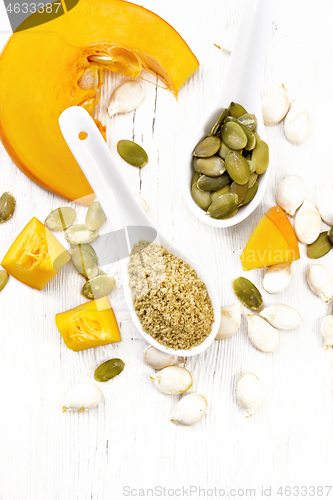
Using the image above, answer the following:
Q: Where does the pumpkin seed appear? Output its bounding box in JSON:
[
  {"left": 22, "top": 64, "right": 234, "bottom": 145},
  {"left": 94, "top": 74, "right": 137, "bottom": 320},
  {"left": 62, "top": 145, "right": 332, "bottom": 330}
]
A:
[
  {"left": 97, "top": 268, "right": 107, "bottom": 276},
  {"left": 252, "top": 140, "right": 269, "bottom": 174},
  {"left": 225, "top": 151, "right": 250, "bottom": 185},
  {"left": 211, "top": 108, "right": 229, "bottom": 135},
  {"left": 211, "top": 185, "right": 231, "bottom": 202},
  {"left": 253, "top": 131, "right": 261, "bottom": 142},
  {"left": 328, "top": 228, "right": 333, "bottom": 246},
  {"left": 307, "top": 232, "right": 333, "bottom": 259},
  {"left": 82, "top": 275, "right": 116, "bottom": 299},
  {"left": 240, "top": 181, "right": 258, "bottom": 206},
  {"left": 194, "top": 156, "right": 225, "bottom": 177},
  {"left": 248, "top": 172, "right": 258, "bottom": 189},
  {"left": 94, "top": 358, "right": 125, "bottom": 382},
  {"left": 230, "top": 182, "right": 249, "bottom": 204},
  {"left": 233, "top": 277, "right": 263, "bottom": 310},
  {"left": 0, "top": 270, "right": 9, "bottom": 291},
  {"left": 45, "top": 207, "right": 76, "bottom": 231},
  {"left": 239, "top": 123, "right": 256, "bottom": 150},
  {"left": 193, "top": 135, "right": 221, "bottom": 157},
  {"left": 197, "top": 172, "right": 230, "bottom": 192},
  {"left": 65, "top": 224, "right": 99, "bottom": 245},
  {"left": 207, "top": 192, "right": 238, "bottom": 219},
  {"left": 85, "top": 201, "right": 106, "bottom": 231},
  {"left": 117, "top": 140, "right": 148, "bottom": 167},
  {"left": 246, "top": 159, "right": 256, "bottom": 174},
  {"left": 191, "top": 171, "right": 201, "bottom": 186},
  {"left": 0, "top": 192, "right": 15, "bottom": 224},
  {"left": 238, "top": 113, "right": 257, "bottom": 131},
  {"left": 218, "top": 141, "right": 231, "bottom": 160},
  {"left": 221, "top": 122, "right": 248, "bottom": 150},
  {"left": 71, "top": 245, "right": 98, "bottom": 279},
  {"left": 229, "top": 102, "right": 247, "bottom": 119},
  {"left": 71, "top": 243, "right": 98, "bottom": 263},
  {"left": 88, "top": 55, "right": 115, "bottom": 65},
  {"left": 77, "top": 67, "right": 99, "bottom": 91},
  {"left": 191, "top": 183, "right": 211, "bottom": 210}
]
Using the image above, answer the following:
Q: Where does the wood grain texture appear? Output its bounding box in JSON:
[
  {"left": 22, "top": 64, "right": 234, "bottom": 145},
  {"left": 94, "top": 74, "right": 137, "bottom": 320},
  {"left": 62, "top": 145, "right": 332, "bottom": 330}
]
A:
[{"left": 0, "top": 0, "right": 333, "bottom": 498}]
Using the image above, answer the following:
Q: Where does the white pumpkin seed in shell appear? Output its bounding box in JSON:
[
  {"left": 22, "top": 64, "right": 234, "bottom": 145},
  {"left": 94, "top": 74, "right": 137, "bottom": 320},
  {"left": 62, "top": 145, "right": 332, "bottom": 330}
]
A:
[
  {"left": 171, "top": 393, "right": 208, "bottom": 426},
  {"left": 263, "top": 264, "right": 292, "bottom": 295},
  {"left": 261, "top": 84, "right": 289, "bottom": 125},
  {"left": 65, "top": 224, "right": 99, "bottom": 244},
  {"left": 215, "top": 304, "right": 242, "bottom": 340},
  {"left": 317, "top": 186, "right": 333, "bottom": 227},
  {"left": 107, "top": 80, "right": 145, "bottom": 117},
  {"left": 294, "top": 198, "right": 321, "bottom": 244},
  {"left": 246, "top": 315, "right": 279, "bottom": 353},
  {"left": 144, "top": 346, "right": 179, "bottom": 370},
  {"left": 284, "top": 101, "right": 311, "bottom": 145},
  {"left": 236, "top": 373, "right": 263, "bottom": 417},
  {"left": 85, "top": 201, "right": 106, "bottom": 231},
  {"left": 306, "top": 264, "right": 333, "bottom": 302},
  {"left": 259, "top": 304, "right": 301, "bottom": 330},
  {"left": 45, "top": 207, "right": 76, "bottom": 231},
  {"left": 150, "top": 366, "right": 193, "bottom": 395},
  {"left": 62, "top": 383, "right": 102, "bottom": 413},
  {"left": 275, "top": 175, "right": 305, "bottom": 216},
  {"left": 322, "top": 315, "right": 333, "bottom": 349}
]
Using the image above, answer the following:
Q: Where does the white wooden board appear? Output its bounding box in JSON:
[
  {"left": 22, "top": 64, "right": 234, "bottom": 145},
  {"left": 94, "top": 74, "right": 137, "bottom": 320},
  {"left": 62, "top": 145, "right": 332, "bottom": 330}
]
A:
[{"left": 0, "top": 0, "right": 333, "bottom": 498}]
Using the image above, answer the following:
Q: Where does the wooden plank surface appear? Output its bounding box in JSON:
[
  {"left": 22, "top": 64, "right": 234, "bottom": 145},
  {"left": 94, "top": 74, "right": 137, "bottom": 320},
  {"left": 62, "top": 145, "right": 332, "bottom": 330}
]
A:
[{"left": 0, "top": 0, "right": 333, "bottom": 498}]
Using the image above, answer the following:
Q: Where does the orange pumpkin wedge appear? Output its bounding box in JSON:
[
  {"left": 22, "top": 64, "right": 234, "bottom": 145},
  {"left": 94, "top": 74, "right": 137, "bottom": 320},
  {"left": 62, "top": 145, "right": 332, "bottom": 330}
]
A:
[
  {"left": 240, "top": 206, "right": 300, "bottom": 271},
  {"left": 0, "top": 0, "right": 199, "bottom": 204},
  {"left": 1, "top": 217, "right": 71, "bottom": 290},
  {"left": 55, "top": 297, "right": 121, "bottom": 351}
]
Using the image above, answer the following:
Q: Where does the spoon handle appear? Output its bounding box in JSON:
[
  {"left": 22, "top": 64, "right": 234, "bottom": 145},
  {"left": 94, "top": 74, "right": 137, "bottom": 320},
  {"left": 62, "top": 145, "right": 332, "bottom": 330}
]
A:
[
  {"left": 218, "top": 0, "right": 273, "bottom": 114},
  {"left": 59, "top": 106, "right": 153, "bottom": 230}
]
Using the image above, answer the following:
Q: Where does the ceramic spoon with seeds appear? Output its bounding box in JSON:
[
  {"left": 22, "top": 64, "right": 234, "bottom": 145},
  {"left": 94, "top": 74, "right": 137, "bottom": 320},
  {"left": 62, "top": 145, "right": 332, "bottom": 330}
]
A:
[
  {"left": 59, "top": 106, "right": 220, "bottom": 357},
  {"left": 182, "top": 0, "right": 273, "bottom": 228}
]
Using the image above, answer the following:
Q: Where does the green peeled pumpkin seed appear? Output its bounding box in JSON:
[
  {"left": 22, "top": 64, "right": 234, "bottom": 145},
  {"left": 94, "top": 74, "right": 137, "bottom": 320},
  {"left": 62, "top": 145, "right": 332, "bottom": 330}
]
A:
[
  {"left": 207, "top": 192, "right": 238, "bottom": 219},
  {"left": 0, "top": 270, "right": 9, "bottom": 291},
  {"left": 193, "top": 135, "right": 221, "bottom": 157},
  {"left": 211, "top": 185, "right": 230, "bottom": 202},
  {"left": 191, "top": 183, "right": 211, "bottom": 210},
  {"left": 239, "top": 123, "right": 256, "bottom": 150},
  {"left": 211, "top": 108, "right": 229, "bottom": 135},
  {"left": 307, "top": 232, "right": 333, "bottom": 259},
  {"left": 71, "top": 245, "right": 98, "bottom": 279},
  {"left": 240, "top": 182, "right": 258, "bottom": 206},
  {"left": 194, "top": 156, "right": 225, "bottom": 177},
  {"left": 252, "top": 140, "right": 269, "bottom": 174},
  {"left": 82, "top": 275, "right": 116, "bottom": 299},
  {"left": 191, "top": 171, "right": 201, "bottom": 186},
  {"left": 45, "top": 207, "right": 76, "bottom": 231},
  {"left": 65, "top": 224, "right": 99, "bottom": 245},
  {"left": 218, "top": 141, "right": 231, "bottom": 160},
  {"left": 94, "top": 358, "right": 125, "bottom": 382},
  {"left": 197, "top": 172, "right": 231, "bottom": 192},
  {"left": 246, "top": 160, "right": 256, "bottom": 174},
  {"left": 0, "top": 192, "right": 15, "bottom": 224},
  {"left": 85, "top": 201, "right": 106, "bottom": 230},
  {"left": 229, "top": 102, "right": 247, "bottom": 119},
  {"left": 248, "top": 172, "right": 258, "bottom": 189},
  {"left": 221, "top": 122, "right": 248, "bottom": 150},
  {"left": 225, "top": 151, "right": 250, "bottom": 185},
  {"left": 238, "top": 113, "right": 257, "bottom": 131},
  {"left": 233, "top": 277, "right": 263, "bottom": 310},
  {"left": 117, "top": 140, "right": 148, "bottom": 167},
  {"left": 230, "top": 182, "right": 249, "bottom": 204}
]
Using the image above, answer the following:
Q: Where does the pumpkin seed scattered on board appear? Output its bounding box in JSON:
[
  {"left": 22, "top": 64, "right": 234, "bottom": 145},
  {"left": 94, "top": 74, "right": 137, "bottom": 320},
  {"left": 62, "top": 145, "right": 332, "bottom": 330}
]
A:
[
  {"left": 0, "top": 270, "right": 9, "bottom": 291},
  {"left": 45, "top": 207, "right": 76, "bottom": 231},
  {"left": 81, "top": 275, "right": 116, "bottom": 299},
  {"left": 191, "top": 102, "right": 269, "bottom": 219},
  {"left": 71, "top": 245, "right": 98, "bottom": 279},
  {"left": 94, "top": 359, "right": 125, "bottom": 382},
  {"left": 307, "top": 232, "right": 333, "bottom": 259},
  {"left": 0, "top": 192, "right": 15, "bottom": 224},
  {"left": 65, "top": 224, "right": 99, "bottom": 245},
  {"left": 233, "top": 277, "right": 263, "bottom": 310},
  {"left": 85, "top": 201, "right": 106, "bottom": 231},
  {"left": 117, "top": 139, "right": 148, "bottom": 167}
]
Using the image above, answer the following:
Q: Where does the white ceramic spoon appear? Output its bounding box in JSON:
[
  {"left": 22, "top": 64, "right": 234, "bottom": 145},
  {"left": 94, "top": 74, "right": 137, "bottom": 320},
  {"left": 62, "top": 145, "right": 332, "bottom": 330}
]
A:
[
  {"left": 182, "top": 0, "right": 273, "bottom": 228},
  {"left": 59, "top": 106, "right": 221, "bottom": 357}
]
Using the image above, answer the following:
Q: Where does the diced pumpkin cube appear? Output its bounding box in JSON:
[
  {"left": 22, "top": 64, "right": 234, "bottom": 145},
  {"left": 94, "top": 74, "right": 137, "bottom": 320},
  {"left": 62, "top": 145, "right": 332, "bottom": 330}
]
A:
[
  {"left": 1, "top": 217, "right": 70, "bottom": 290},
  {"left": 55, "top": 297, "right": 121, "bottom": 351},
  {"left": 241, "top": 206, "right": 300, "bottom": 271}
]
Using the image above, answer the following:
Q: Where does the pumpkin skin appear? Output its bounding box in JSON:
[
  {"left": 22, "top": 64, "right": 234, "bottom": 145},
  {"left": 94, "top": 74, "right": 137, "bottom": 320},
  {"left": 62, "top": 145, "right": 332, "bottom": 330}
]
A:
[
  {"left": 1, "top": 217, "right": 71, "bottom": 290},
  {"left": 0, "top": 0, "right": 199, "bottom": 204}
]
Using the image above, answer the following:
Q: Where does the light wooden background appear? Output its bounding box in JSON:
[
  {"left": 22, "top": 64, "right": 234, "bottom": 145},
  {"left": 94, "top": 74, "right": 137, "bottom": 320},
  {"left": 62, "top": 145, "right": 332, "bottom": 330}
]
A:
[{"left": 1, "top": 0, "right": 333, "bottom": 499}]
